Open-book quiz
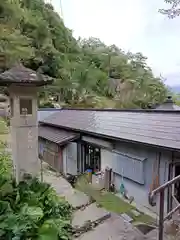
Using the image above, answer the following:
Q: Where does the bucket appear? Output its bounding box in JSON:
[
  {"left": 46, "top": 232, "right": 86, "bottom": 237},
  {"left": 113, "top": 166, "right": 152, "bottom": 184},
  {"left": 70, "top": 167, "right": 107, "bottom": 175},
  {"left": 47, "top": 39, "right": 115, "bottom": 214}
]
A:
[{"left": 87, "top": 169, "right": 92, "bottom": 183}]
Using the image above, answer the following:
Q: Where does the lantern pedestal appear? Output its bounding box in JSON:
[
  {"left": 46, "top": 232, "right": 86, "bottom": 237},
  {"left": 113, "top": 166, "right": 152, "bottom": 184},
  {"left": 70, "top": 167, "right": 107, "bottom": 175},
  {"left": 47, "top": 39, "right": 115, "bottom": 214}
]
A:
[{"left": 0, "top": 64, "right": 52, "bottom": 181}]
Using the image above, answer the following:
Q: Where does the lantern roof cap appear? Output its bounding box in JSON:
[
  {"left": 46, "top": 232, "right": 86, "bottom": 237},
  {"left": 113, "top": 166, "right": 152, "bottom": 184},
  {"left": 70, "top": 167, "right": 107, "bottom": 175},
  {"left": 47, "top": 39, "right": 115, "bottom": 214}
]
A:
[{"left": 0, "top": 63, "right": 53, "bottom": 86}]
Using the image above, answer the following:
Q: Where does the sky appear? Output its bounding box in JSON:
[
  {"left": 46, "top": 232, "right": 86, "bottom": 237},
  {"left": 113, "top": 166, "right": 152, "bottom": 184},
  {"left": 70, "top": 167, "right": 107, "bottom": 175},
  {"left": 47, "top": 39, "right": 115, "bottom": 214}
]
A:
[{"left": 49, "top": 0, "right": 180, "bottom": 86}]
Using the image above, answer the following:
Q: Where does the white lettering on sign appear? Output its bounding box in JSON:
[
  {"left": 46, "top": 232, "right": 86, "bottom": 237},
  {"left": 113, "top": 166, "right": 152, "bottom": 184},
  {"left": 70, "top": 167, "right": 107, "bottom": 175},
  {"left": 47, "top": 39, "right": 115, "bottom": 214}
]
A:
[{"left": 28, "top": 128, "right": 33, "bottom": 149}]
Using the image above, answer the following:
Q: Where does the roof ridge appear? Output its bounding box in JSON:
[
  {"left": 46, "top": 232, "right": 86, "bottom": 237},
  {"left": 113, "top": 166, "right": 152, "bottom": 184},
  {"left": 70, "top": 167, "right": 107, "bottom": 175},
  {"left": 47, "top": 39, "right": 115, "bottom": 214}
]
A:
[{"left": 60, "top": 108, "right": 180, "bottom": 114}]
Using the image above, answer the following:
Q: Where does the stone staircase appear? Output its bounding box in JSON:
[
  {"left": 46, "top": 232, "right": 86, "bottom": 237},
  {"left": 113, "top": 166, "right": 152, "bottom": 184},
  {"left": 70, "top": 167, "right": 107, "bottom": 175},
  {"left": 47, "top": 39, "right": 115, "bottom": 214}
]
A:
[
  {"left": 43, "top": 168, "right": 165, "bottom": 240},
  {"left": 72, "top": 203, "right": 111, "bottom": 238}
]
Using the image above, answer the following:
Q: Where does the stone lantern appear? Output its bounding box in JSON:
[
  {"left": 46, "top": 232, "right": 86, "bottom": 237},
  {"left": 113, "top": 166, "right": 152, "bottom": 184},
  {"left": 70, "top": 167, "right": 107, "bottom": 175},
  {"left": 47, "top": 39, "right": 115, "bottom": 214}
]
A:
[
  {"left": 155, "top": 96, "right": 180, "bottom": 110},
  {"left": 0, "top": 64, "right": 52, "bottom": 182}
]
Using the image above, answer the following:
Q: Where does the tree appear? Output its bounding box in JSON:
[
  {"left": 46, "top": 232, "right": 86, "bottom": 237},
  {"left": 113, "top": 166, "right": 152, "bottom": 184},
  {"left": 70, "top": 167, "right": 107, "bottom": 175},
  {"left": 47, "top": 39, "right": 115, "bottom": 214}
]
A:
[
  {"left": 0, "top": 0, "right": 168, "bottom": 109},
  {"left": 159, "top": 0, "right": 180, "bottom": 18}
]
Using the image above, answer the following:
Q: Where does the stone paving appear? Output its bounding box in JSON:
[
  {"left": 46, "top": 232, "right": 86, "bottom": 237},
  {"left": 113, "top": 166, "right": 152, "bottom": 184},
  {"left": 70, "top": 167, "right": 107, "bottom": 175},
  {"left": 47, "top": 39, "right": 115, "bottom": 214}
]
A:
[
  {"left": 77, "top": 213, "right": 145, "bottom": 240},
  {"left": 66, "top": 189, "right": 90, "bottom": 209},
  {"left": 5, "top": 132, "right": 172, "bottom": 240},
  {"left": 72, "top": 203, "right": 110, "bottom": 228},
  {"left": 42, "top": 169, "right": 89, "bottom": 208},
  {"left": 77, "top": 214, "right": 169, "bottom": 240},
  {"left": 42, "top": 167, "right": 170, "bottom": 240}
]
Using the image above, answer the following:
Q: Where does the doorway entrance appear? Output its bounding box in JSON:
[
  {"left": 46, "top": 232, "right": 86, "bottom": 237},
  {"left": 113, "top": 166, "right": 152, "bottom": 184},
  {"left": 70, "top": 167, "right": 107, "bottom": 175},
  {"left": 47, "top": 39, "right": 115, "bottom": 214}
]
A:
[
  {"left": 79, "top": 143, "right": 101, "bottom": 173},
  {"left": 174, "top": 165, "right": 180, "bottom": 202}
]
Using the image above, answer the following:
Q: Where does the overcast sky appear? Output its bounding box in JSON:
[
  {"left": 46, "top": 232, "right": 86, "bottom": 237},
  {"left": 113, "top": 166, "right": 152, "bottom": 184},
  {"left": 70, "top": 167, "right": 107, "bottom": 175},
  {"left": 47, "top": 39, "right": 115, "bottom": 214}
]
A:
[{"left": 49, "top": 0, "right": 180, "bottom": 85}]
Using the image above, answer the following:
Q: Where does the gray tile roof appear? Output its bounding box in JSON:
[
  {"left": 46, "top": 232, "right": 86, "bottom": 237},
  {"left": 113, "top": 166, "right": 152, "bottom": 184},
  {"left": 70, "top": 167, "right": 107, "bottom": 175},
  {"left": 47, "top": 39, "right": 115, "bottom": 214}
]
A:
[
  {"left": 39, "top": 126, "right": 79, "bottom": 145},
  {"left": 41, "top": 109, "right": 180, "bottom": 150},
  {"left": 38, "top": 110, "right": 57, "bottom": 122},
  {"left": 156, "top": 104, "right": 180, "bottom": 110},
  {"left": 38, "top": 108, "right": 62, "bottom": 122}
]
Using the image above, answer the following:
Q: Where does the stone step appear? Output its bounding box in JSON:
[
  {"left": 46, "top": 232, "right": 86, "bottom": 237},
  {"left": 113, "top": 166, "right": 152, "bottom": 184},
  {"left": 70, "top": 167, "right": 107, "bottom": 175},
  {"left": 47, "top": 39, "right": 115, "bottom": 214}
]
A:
[
  {"left": 42, "top": 171, "right": 90, "bottom": 209},
  {"left": 65, "top": 189, "right": 90, "bottom": 209},
  {"left": 72, "top": 203, "right": 111, "bottom": 230},
  {"left": 76, "top": 214, "right": 144, "bottom": 240},
  {"left": 42, "top": 172, "right": 75, "bottom": 197},
  {"left": 145, "top": 229, "right": 169, "bottom": 240}
]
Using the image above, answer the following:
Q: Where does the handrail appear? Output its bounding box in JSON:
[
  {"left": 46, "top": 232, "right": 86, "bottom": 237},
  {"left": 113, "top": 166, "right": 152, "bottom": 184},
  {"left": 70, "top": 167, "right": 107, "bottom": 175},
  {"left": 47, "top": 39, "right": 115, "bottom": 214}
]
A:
[
  {"left": 164, "top": 202, "right": 180, "bottom": 222},
  {"left": 172, "top": 194, "right": 179, "bottom": 209},
  {"left": 149, "top": 174, "right": 180, "bottom": 240},
  {"left": 150, "top": 175, "right": 180, "bottom": 197},
  {"left": 164, "top": 192, "right": 180, "bottom": 222}
]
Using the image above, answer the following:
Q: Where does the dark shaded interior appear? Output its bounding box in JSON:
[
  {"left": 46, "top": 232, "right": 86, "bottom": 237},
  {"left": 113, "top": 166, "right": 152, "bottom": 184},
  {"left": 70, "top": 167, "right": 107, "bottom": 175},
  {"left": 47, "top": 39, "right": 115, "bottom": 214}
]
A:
[
  {"left": 136, "top": 224, "right": 155, "bottom": 235},
  {"left": 175, "top": 165, "right": 180, "bottom": 202}
]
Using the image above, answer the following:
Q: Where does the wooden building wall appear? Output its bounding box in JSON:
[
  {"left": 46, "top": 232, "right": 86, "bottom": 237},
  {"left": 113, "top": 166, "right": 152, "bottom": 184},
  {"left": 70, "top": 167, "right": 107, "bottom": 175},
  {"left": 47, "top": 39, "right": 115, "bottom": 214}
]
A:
[{"left": 38, "top": 138, "right": 63, "bottom": 173}]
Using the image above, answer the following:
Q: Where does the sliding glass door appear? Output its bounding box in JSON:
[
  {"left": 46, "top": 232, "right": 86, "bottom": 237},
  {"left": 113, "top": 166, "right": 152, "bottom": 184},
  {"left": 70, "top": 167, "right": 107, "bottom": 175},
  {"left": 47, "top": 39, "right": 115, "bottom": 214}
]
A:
[{"left": 81, "top": 143, "right": 101, "bottom": 173}]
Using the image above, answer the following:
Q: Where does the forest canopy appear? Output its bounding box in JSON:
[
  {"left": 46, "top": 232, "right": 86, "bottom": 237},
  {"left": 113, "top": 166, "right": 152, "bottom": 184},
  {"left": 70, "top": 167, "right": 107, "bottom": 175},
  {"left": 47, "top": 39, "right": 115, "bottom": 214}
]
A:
[{"left": 0, "top": 0, "right": 169, "bottom": 108}]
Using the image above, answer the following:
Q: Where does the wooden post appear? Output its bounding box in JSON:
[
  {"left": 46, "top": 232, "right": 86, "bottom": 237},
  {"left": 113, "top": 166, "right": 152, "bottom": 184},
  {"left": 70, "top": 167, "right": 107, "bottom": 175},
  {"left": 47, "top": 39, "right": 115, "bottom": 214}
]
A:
[
  {"left": 0, "top": 53, "right": 6, "bottom": 71},
  {"left": 39, "top": 154, "right": 43, "bottom": 182},
  {"left": 159, "top": 190, "right": 165, "bottom": 240},
  {"left": 104, "top": 168, "right": 108, "bottom": 190},
  {"left": 104, "top": 167, "right": 112, "bottom": 191},
  {"left": 108, "top": 168, "right": 112, "bottom": 191},
  {"left": 40, "top": 156, "right": 43, "bottom": 182},
  {"left": 150, "top": 174, "right": 180, "bottom": 240}
]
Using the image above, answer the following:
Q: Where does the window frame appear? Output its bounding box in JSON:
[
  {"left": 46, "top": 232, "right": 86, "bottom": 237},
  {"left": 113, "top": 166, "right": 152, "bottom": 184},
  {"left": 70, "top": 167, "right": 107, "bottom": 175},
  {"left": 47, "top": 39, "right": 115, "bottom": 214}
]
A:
[
  {"left": 112, "top": 150, "right": 147, "bottom": 185},
  {"left": 19, "top": 97, "right": 33, "bottom": 116}
]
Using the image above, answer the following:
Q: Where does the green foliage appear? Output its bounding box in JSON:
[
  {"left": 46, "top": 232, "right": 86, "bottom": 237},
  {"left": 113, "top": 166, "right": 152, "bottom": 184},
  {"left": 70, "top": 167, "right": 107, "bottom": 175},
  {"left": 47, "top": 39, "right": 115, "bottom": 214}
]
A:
[
  {"left": 39, "top": 101, "right": 55, "bottom": 108},
  {"left": 0, "top": 0, "right": 168, "bottom": 108},
  {"left": 0, "top": 175, "right": 72, "bottom": 239},
  {"left": 172, "top": 93, "right": 180, "bottom": 106},
  {"left": 0, "top": 118, "right": 8, "bottom": 134},
  {"left": 0, "top": 154, "right": 72, "bottom": 239},
  {"left": 0, "top": 152, "right": 12, "bottom": 178}
]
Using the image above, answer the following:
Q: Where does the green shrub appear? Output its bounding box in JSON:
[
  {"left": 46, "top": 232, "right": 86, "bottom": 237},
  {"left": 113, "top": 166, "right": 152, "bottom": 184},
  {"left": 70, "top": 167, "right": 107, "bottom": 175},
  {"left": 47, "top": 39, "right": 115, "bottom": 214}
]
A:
[
  {"left": 0, "top": 175, "right": 73, "bottom": 239},
  {"left": 0, "top": 118, "right": 8, "bottom": 134},
  {"left": 0, "top": 152, "right": 12, "bottom": 178},
  {"left": 39, "top": 102, "right": 55, "bottom": 108}
]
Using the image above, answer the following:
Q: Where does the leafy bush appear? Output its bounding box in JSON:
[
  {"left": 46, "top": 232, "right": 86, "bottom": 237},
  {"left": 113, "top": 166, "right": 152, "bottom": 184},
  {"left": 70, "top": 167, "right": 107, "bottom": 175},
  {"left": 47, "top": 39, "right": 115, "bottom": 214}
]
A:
[
  {"left": 0, "top": 174, "right": 73, "bottom": 240},
  {"left": 0, "top": 151, "right": 12, "bottom": 178},
  {"left": 0, "top": 118, "right": 8, "bottom": 134},
  {"left": 39, "top": 102, "right": 55, "bottom": 108}
]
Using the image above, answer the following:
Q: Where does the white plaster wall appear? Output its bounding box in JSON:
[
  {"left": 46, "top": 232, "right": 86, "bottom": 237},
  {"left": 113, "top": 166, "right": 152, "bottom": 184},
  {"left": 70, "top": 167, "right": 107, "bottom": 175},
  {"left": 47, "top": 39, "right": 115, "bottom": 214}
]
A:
[
  {"left": 101, "top": 148, "right": 113, "bottom": 171},
  {"left": 114, "top": 173, "right": 168, "bottom": 215},
  {"left": 100, "top": 141, "right": 171, "bottom": 215},
  {"left": 62, "top": 147, "right": 67, "bottom": 175},
  {"left": 66, "top": 142, "right": 77, "bottom": 175}
]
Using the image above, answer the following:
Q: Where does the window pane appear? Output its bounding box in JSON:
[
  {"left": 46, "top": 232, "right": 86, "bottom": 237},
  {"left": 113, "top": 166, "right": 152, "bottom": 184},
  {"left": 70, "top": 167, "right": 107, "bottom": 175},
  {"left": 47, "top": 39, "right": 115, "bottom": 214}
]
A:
[
  {"left": 20, "top": 99, "right": 32, "bottom": 115},
  {"left": 113, "top": 151, "right": 146, "bottom": 185}
]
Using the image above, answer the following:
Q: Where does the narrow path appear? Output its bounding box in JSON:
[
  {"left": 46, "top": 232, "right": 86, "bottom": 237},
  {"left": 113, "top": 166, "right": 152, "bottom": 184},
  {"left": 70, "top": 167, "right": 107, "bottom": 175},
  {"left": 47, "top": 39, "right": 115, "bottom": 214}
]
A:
[{"left": 42, "top": 167, "right": 161, "bottom": 240}]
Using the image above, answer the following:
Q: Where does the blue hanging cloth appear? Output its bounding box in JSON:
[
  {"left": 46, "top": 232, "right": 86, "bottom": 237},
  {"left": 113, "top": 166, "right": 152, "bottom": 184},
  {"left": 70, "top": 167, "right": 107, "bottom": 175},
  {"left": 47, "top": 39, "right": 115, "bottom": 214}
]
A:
[{"left": 120, "top": 182, "right": 125, "bottom": 194}]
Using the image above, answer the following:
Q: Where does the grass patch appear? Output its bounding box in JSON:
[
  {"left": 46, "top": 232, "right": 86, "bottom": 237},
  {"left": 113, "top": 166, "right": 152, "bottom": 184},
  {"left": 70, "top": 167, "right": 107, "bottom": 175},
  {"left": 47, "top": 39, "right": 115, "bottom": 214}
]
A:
[{"left": 75, "top": 175, "right": 155, "bottom": 225}]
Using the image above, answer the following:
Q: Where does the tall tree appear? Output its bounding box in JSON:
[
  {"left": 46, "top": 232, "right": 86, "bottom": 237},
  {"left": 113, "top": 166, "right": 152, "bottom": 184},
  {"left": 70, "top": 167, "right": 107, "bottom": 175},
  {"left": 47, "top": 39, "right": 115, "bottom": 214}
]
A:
[{"left": 0, "top": 0, "right": 168, "bottom": 109}]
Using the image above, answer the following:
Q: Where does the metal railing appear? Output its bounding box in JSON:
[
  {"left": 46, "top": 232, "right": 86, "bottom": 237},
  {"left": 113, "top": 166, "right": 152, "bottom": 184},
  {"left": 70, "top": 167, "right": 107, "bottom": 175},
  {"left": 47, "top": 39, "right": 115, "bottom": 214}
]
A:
[{"left": 150, "top": 174, "right": 180, "bottom": 240}]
